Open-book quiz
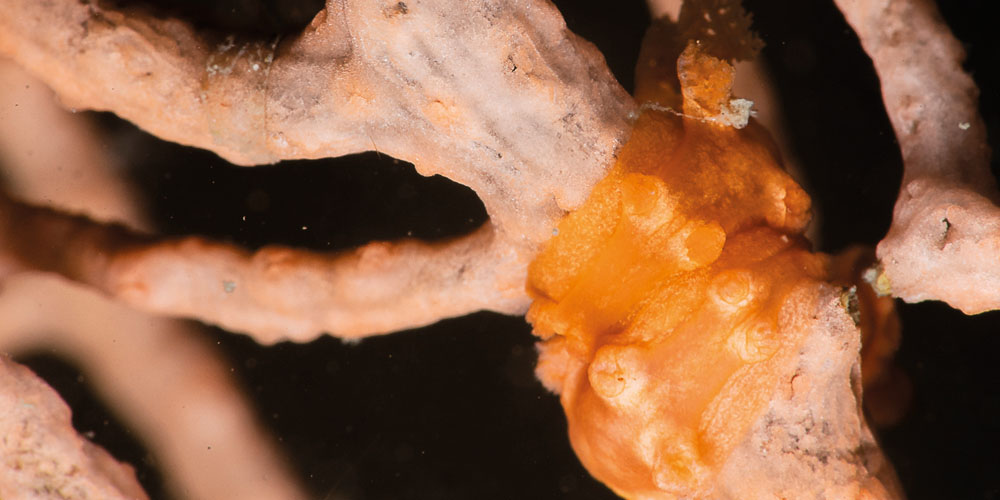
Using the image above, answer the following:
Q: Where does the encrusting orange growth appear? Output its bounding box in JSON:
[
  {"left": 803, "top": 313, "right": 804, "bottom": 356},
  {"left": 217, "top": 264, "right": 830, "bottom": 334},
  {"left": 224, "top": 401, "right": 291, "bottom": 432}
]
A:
[
  {"left": 525, "top": 43, "right": 833, "bottom": 498},
  {"left": 829, "top": 246, "right": 909, "bottom": 427}
]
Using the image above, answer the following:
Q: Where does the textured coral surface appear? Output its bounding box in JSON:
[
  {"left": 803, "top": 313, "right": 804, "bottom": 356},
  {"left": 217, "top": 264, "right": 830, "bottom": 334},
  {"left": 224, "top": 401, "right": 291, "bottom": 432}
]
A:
[
  {"left": 526, "top": 43, "right": 898, "bottom": 499},
  {"left": 0, "top": 356, "right": 149, "bottom": 500},
  {"left": 0, "top": 0, "right": 996, "bottom": 499}
]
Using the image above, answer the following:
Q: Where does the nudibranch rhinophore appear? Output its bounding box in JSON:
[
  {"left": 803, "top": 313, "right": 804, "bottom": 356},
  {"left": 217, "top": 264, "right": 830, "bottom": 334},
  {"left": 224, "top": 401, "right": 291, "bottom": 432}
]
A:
[{"left": 525, "top": 14, "right": 903, "bottom": 499}]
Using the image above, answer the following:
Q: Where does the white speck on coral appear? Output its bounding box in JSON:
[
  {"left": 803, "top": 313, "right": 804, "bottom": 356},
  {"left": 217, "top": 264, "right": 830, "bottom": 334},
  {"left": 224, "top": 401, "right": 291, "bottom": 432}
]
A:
[{"left": 218, "top": 35, "right": 236, "bottom": 52}]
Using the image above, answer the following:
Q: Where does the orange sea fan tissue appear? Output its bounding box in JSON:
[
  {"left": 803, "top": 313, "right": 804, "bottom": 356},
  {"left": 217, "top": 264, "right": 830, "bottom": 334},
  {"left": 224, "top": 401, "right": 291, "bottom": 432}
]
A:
[{"left": 525, "top": 43, "right": 835, "bottom": 498}]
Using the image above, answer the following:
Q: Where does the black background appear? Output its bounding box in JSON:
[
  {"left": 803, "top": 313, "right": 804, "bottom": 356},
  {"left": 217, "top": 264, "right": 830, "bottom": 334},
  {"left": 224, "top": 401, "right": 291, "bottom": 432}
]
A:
[{"left": 17, "top": 0, "right": 999, "bottom": 499}]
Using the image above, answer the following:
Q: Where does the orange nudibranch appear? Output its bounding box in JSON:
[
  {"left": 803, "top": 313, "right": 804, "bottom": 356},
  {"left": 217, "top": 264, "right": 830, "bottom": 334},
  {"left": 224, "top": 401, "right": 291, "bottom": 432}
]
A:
[{"left": 525, "top": 43, "right": 833, "bottom": 498}]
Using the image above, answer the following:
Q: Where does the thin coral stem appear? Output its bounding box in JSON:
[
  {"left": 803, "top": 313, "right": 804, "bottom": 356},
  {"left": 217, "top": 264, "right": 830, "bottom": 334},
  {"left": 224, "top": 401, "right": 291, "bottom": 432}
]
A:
[
  {"left": 834, "top": 0, "right": 989, "bottom": 186},
  {"left": 0, "top": 192, "right": 529, "bottom": 341},
  {"left": 0, "top": 274, "right": 309, "bottom": 500}
]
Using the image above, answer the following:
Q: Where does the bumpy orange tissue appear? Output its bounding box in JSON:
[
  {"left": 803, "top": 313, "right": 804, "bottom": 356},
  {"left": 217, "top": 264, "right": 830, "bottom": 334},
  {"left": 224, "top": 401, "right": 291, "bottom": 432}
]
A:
[{"left": 525, "top": 45, "right": 831, "bottom": 498}]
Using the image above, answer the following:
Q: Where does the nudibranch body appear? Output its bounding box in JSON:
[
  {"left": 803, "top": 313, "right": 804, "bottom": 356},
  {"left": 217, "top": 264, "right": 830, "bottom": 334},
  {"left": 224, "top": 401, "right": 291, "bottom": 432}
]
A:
[{"left": 525, "top": 42, "right": 834, "bottom": 498}]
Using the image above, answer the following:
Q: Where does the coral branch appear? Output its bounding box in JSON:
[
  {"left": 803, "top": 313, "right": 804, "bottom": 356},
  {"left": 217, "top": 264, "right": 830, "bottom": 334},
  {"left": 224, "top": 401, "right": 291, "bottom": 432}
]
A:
[
  {"left": 0, "top": 0, "right": 635, "bottom": 248},
  {"left": 646, "top": 0, "right": 682, "bottom": 21},
  {"left": 834, "top": 0, "right": 999, "bottom": 313},
  {"left": 0, "top": 192, "right": 528, "bottom": 341},
  {"left": 0, "top": 59, "right": 147, "bottom": 227},
  {"left": 0, "top": 274, "right": 308, "bottom": 500},
  {"left": 0, "top": 355, "right": 149, "bottom": 500},
  {"left": 0, "top": 59, "right": 308, "bottom": 499}
]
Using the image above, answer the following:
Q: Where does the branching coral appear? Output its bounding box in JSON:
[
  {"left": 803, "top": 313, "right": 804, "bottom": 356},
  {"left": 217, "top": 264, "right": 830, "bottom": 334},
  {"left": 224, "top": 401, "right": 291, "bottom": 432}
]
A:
[
  {"left": 0, "top": 0, "right": 995, "bottom": 498},
  {"left": 836, "top": 0, "right": 1000, "bottom": 314},
  {"left": 0, "top": 0, "right": 637, "bottom": 342},
  {"left": 0, "top": 60, "right": 308, "bottom": 500}
]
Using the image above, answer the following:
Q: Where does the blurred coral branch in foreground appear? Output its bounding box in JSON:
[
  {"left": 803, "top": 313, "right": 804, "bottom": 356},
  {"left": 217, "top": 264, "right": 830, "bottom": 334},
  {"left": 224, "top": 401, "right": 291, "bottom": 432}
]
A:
[
  {"left": 0, "top": 0, "right": 993, "bottom": 498},
  {"left": 0, "top": 61, "right": 307, "bottom": 500}
]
